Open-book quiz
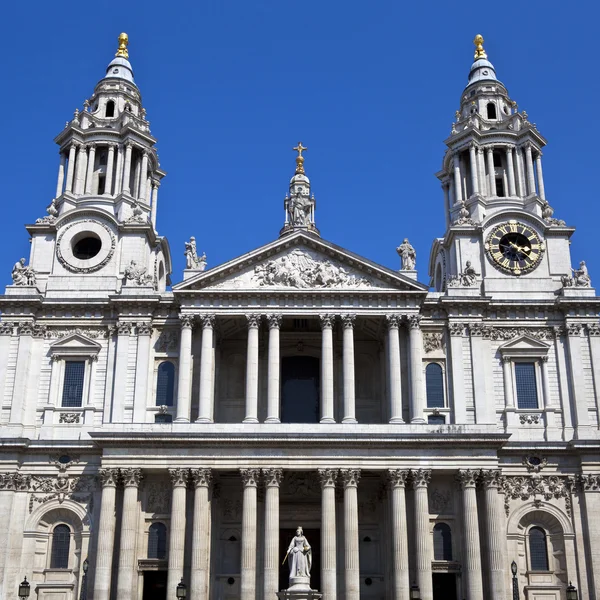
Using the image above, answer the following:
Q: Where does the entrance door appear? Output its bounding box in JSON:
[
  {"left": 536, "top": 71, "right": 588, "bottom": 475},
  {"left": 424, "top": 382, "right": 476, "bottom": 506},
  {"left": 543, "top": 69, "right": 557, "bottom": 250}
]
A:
[
  {"left": 281, "top": 356, "right": 320, "bottom": 423},
  {"left": 143, "top": 571, "right": 168, "bottom": 600},
  {"left": 432, "top": 573, "right": 457, "bottom": 600},
  {"left": 279, "top": 528, "right": 321, "bottom": 592}
]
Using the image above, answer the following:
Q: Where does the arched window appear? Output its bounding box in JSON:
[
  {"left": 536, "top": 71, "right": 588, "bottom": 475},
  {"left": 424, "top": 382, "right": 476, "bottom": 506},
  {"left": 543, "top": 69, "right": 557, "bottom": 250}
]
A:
[
  {"left": 529, "top": 526, "right": 549, "bottom": 571},
  {"left": 148, "top": 523, "right": 168, "bottom": 559},
  {"left": 426, "top": 363, "right": 444, "bottom": 408},
  {"left": 156, "top": 362, "right": 175, "bottom": 406},
  {"left": 50, "top": 524, "right": 71, "bottom": 569},
  {"left": 487, "top": 102, "right": 497, "bottom": 119},
  {"left": 433, "top": 523, "right": 452, "bottom": 560},
  {"left": 105, "top": 100, "right": 115, "bottom": 118}
]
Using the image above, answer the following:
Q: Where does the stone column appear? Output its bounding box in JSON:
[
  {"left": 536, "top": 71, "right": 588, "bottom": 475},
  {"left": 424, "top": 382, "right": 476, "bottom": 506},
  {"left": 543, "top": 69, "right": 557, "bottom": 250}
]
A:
[
  {"left": 388, "top": 470, "right": 410, "bottom": 600},
  {"left": 93, "top": 468, "right": 120, "bottom": 600},
  {"left": 320, "top": 315, "right": 335, "bottom": 423},
  {"left": 386, "top": 315, "right": 403, "bottom": 423},
  {"left": 448, "top": 323, "right": 466, "bottom": 423},
  {"left": 486, "top": 146, "right": 497, "bottom": 196},
  {"left": 116, "top": 468, "right": 143, "bottom": 599},
  {"left": 167, "top": 469, "right": 188, "bottom": 595},
  {"left": 477, "top": 147, "right": 487, "bottom": 196},
  {"left": 342, "top": 315, "right": 357, "bottom": 423},
  {"left": 453, "top": 152, "right": 463, "bottom": 203},
  {"left": 244, "top": 315, "right": 260, "bottom": 423},
  {"left": 55, "top": 151, "right": 66, "bottom": 197},
  {"left": 411, "top": 469, "right": 432, "bottom": 600},
  {"left": 457, "top": 469, "right": 484, "bottom": 600},
  {"left": 84, "top": 142, "right": 96, "bottom": 194},
  {"left": 151, "top": 181, "right": 160, "bottom": 228},
  {"left": 318, "top": 469, "right": 338, "bottom": 600},
  {"left": 114, "top": 144, "right": 124, "bottom": 194},
  {"left": 580, "top": 475, "right": 600, "bottom": 600},
  {"left": 190, "top": 468, "right": 212, "bottom": 599},
  {"left": 110, "top": 322, "right": 132, "bottom": 423},
  {"left": 139, "top": 150, "right": 149, "bottom": 201},
  {"left": 566, "top": 323, "right": 591, "bottom": 435},
  {"left": 197, "top": 314, "right": 216, "bottom": 423},
  {"left": 408, "top": 315, "right": 426, "bottom": 423},
  {"left": 266, "top": 315, "right": 282, "bottom": 423},
  {"left": 104, "top": 143, "right": 115, "bottom": 196},
  {"left": 341, "top": 469, "right": 360, "bottom": 600},
  {"left": 469, "top": 143, "right": 479, "bottom": 195},
  {"left": 263, "top": 468, "right": 283, "bottom": 599},
  {"left": 65, "top": 143, "right": 77, "bottom": 193},
  {"left": 175, "top": 315, "right": 194, "bottom": 423},
  {"left": 133, "top": 322, "right": 152, "bottom": 423},
  {"left": 240, "top": 468, "right": 260, "bottom": 599},
  {"left": 122, "top": 142, "right": 133, "bottom": 195},
  {"left": 442, "top": 183, "right": 451, "bottom": 228},
  {"left": 506, "top": 146, "right": 517, "bottom": 196},
  {"left": 525, "top": 144, "right": 536, "bottom": 195},
  {"left": 535, "top": 153, "right": 546, "bottom": 200},
  {"left": 74, "top": 144, "right": 87, "bottom": 195},
  {"left": 481, "top": 470, "right": 507, "bottom": 600}
]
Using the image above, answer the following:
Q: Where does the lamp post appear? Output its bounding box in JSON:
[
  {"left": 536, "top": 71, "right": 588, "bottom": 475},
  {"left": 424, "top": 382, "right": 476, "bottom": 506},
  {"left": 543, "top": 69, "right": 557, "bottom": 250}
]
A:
[
  {"left": 176, "top": 578, "right": 187, "bottom": 599},
  {"left": 566, "top": 582, "right": 578, "bottom": 600},
  {"left": 79, "top": 558, "right": 89, "bottom": 600},
  {"left": 18, "top": 577, "right": 30, "bottom": 599},
  {"left": 511, "top": 560, "right": 519, "bottom": 600},
  {"left": 410, "top": 582, "right": 421, "bottom": 600}
]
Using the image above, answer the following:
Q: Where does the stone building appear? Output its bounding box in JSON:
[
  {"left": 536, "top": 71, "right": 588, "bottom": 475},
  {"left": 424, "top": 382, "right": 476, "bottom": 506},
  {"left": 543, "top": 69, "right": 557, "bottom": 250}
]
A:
[{"left": 0, "top": 32, "right": 599, "bottom": 600}]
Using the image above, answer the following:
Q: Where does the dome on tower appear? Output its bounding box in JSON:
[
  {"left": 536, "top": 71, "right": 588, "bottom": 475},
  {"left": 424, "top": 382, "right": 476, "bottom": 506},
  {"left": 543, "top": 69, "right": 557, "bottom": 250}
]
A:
[
  {"left": 101, "top": 33, "right": 135, "bottom": 85},
  {"left": 466, "top": 35, "right": 501, "bottom": 87}
]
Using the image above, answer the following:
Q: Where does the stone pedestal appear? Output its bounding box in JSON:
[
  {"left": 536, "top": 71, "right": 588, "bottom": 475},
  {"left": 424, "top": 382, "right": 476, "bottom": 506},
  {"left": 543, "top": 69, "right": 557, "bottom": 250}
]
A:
[{"left": 276, "top": 577, "right": 322, "bottom": 600}]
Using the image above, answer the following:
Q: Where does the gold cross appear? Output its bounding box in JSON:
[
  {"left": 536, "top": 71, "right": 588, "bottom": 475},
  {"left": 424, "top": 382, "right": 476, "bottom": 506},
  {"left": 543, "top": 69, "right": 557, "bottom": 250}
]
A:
[{"left": 293, "top": 142, "right": 307, "bottom": 157}]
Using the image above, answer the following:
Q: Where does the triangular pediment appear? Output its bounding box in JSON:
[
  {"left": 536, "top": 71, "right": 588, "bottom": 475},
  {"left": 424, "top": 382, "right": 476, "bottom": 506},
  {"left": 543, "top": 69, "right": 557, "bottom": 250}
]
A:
[
  {"left": 498, "top": 334, "right": 551, "bottom": 357},
  {"left": 173, "top": 232, "right": 428, "bottom": 293},
  {"left": 49, "top": 333, "right": 102, "bottom": 356}
]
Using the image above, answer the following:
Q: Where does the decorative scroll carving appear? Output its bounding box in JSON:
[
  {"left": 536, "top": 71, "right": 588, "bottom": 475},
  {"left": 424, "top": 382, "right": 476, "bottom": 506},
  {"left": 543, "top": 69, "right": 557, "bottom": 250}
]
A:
[
  {"left": 125, "top": 201, "right": 147, "bottom": 224},
  {"left": 59, "top": 412, "right": 81, "bottom": 424},
  {"left": 191, "top": 468, "right": 212, "bottom": 488},
  {"left": 262, "top": 468, "right": 283, "bottom": 488},
  {"left": 155, "top": 329, "right": 179, "bottom": 352},
  {"left": 240, "top": 468, "right": 260, "bottom": 487},
  {"left": 387, "top": 469, "right": 409, "bottom": 488},
  {"left": 482, "top": 327, "right": 554, "bottom": 341},
  {"left": 45, "top": 327, "right": 110, "bottom": 339},
  {"left": 519, "top": 414, "right": 541, "bottom": 425},
  {"left": 502, "top": 475, "right": 574, "bottom": 516},
  {"left": 340, "top": 469, "right": 361, "bottom": 488},
  {"left": 29, "top": 473, "right": 96, "bottom": 512},
  {"left": 423, "top": 332, "right": 444, "bottom": 353},
  {"left": 318, "top": 469, "right": 338, "bottom": 488},
  {"left": 169, "top": 468, "right": 189, "bottom": 487},
  {"left": 410, "top": 469, "right": 431, "bottom": 488},
  {"left": 0, "top": 321, "right": 15, "bottom": 336},
  {"left": 541, "top": 201, "right": 566, "bottom": 227}
]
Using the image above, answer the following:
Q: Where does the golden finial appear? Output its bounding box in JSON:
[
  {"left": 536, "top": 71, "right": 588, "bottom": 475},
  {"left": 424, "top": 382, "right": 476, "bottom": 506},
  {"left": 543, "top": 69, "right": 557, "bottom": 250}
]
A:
[
  {"left": 473, "top": 34, "right": 487, "bottom": 60},
  {"left": 115, "top": 32, "right": 129, "bottom": 58},
  {"left": 293, "top": 142, "right": 307, "bottom": 174}
]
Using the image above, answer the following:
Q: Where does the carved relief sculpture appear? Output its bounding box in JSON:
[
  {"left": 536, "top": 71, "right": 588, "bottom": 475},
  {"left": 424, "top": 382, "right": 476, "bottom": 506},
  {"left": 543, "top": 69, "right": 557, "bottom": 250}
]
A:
[{"left": 123, "top": 260, "right": 153, "bottom": 286}]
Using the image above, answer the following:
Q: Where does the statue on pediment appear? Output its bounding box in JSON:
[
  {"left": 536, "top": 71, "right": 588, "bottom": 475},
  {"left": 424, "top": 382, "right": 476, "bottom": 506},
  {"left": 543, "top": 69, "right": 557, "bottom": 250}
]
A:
[
  {"left": 397, "top": 238, "right": 416, "bottom": 271},
  {"left": 12, "top": 258, "right": 36, "bottom": 286},
  {"left": 184, "top": 236, "right": 207, "bottom": 271}
]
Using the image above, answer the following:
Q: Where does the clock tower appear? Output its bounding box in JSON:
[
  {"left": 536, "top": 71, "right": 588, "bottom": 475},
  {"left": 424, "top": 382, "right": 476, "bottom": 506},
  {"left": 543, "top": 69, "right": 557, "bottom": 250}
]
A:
[{"left": 428, "top": 35, "right": 593, "bottom": 299}]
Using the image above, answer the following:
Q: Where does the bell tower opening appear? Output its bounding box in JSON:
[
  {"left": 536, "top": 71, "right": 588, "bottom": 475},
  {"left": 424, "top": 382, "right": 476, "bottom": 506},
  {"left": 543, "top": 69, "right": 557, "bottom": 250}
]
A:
[{"left": 486, "top": 102, "right": 497, "bottom": 119}]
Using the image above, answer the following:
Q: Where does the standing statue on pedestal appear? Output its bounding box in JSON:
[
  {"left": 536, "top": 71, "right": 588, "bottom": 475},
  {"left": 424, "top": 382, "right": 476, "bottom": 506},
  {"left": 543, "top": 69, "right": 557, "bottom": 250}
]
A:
[
  {"left": 285, "top": 527, "right": 312, "bottom": 581},
  {"left": 184, "top": 236, "right": 207, "bottom": 271},
  {"left": 397, "top": 238, "right": 416, "bottom": 271},
  {"left": 11, "top": 258, "right": 36, "bottom": 286}
]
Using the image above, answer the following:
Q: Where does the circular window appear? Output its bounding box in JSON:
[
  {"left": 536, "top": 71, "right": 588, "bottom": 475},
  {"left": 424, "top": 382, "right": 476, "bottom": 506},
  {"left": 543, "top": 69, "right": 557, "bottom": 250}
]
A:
[
  {"left": 72, "top": 234, "right": 102, "bottom": 260},
  {"left": 365, "top": 578, "right": 373, "bottom": 586}
]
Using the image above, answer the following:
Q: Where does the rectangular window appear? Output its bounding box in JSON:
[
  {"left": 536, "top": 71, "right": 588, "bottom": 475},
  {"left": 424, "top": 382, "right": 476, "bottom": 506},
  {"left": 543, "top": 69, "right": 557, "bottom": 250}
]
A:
[
  {"left": 515, "top": 362, "right": 538, "bottom": 409},
  {"left": 61, "top": 361, "right": 85, "bottom": 407}
]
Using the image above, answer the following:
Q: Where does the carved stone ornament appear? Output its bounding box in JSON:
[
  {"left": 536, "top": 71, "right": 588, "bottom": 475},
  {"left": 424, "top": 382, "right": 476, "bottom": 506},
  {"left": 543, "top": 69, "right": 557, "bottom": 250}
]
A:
[
  {"left": 387, "top": 469, "right": 409, "bottom": 488},
  {"left": 468, "top": 323, "right": 487, "bottom": 337},
  {"left": 561, "top": 261, "right": 592, "bottom": 288},
  {"left": 448, "top": 323, "right": 465, "bottom": 337},
  {"left": 249, "top": 249, "right": 374, "bottom": 289},
  {"left": 246, "top": 314, "right": 261, "bottom": 329},
  {"left": 18, "top": 321, "right": 47, "bottom": 338},
  {"left": 11, "top": 258, "right": 37, "bottom": 286},
  {"left": 0, "top": 321, "right": 14, "bottom": 336},
  {"left": 541, "top": 200, "right": 566, "bottom": 227},
  {"left": 123, "top": 259, "right": 153, "bottom": 286},
  {"left": 341, "top": 314, "right": 356, "bottom": 329},
  {"left": 157, "top": 405, "right": 169, "bottom": 415},
  {"left": 59, "top": 412, "right": 81, "bottom": 424},
  {"left": 146, "top": 482, "right": 171, "bottom": 513},
  {"left": 423, "top": 332, "right": 444, "bottom": 353},
  {"left": 155, "top": 329, "right": 179, "bottom": 352},
  {"left": 587, "top": 324, "right": 600, "bottom": 337},
  {"left": 482, "top": 327, "right": 554, "bottom": 341},
  {"left": 447, "top": 261, "right": 480, "bottom": 288},
  {"left": 240, "top": 468, "right": 260, "bottom": 487},
  {"left": 318, "top": 468, "right": 338, "bottom": 488},
  {"left": 519, "top": 414, "right": 542, "bottom": 425},
  {"left": 411, "top": 469, "right": 431, "bottom": 488},
  {"left": 452, "top": 200, "right": 479, "bottom": 227},
  {"left": 480, "top": 469, "right": 503, "bottom": 489},
  {"left": 99, "top": 468, "right": 120, "bottom": 487},
  {"left": 56, "top": 219, "right": 116, "bottom": 274},
  {"left": 502, "top": 474, "right": 574, "bottom": 516},
  {"left": 283, "top": 472, "right": 319, "bottom": 497},
  {"left": 0, "top": 472, "right": 32, "bottom": 491},
  {"left": 125, "top": 201, "right": 147, "bottom": 224},
  {"left": 29, "top": 473, "right": 96, "bottom": 512},
  {"left": 429, "top": 487, "right": 451, "bottom": 513},
  {"left": 266, "top": 314, "right": 282, "bottom": 329},
  {"left": 408, "top": 314, "right": 422, "bottom": 330},
  {"left": 179, "top": 314, "right": 195, "bottom": 329},
  {"left": 262, "top": 468, "right": 283, "bottom": 488},
  {"left": 567, "top": 323, "right": 583, "bottom": 337},
  {"left": 319, "top": 314, "right": 334, "bottom": 329},
  {"left": 121, "top": 468, "right": 143, "bottom": 487},
  {"left": 184, "top": 236, "right": 207, "bottom": 271},
  {"left": 578, "top": 474, "right": 600, "bottom": 492},
  {"left": 46, "top": 327, "right": 110, "bottom": 340},
  {"left": 191, "top": 468, "right": 212, "bottom": 488},
  {"left": 522, "top": 455, "right": 548, "bottom": 473},
  {"left": 137, "top": 322, "right": 152, "bottom": 336},
  {"left": 169, "top": 468, "right": 189, "bottom": 487},
  {"left": 36, "top": 199, "right": 59, "bottom": 225},
  {"left": 386, "top": 314, "right": 402, "bottom": 329},
  {"left": 456, "top": 469, "right": 479, "bottom": 488},
  {"left": 340, "top": 469, "right": 361, "bottom": 488}
]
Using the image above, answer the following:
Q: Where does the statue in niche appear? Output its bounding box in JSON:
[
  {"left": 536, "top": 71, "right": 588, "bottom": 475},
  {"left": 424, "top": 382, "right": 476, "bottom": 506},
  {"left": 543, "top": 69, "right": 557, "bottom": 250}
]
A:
[
  {"left": 397, "top": 238, "right": 416, "bottom": 270},
  {"left": 184, "top": 236, "right": 207, "bottom": 270},
  {"left": 12, "top": 258, "right": 36, "bottom": 286},
  {"left": 284, "top": 527, "right": 312, "bottom": 585}
]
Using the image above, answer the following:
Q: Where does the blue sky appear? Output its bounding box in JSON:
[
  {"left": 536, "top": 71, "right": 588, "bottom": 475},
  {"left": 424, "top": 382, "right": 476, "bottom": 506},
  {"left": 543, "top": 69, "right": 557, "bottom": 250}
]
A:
[{"left": 1, "top": 1, "right": 599, "bottom": 287}]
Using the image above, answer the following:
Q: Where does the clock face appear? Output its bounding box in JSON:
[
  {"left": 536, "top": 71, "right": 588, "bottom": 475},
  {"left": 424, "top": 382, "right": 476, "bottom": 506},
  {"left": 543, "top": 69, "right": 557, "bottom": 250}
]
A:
[{"left": 485, "top": 221, "right": 545, "bottom": 275}]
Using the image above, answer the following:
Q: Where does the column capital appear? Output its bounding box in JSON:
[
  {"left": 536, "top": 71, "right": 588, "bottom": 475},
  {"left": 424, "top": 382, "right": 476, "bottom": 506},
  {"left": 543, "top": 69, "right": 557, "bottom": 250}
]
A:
[
  {"left": 456, "top": 468, "right": 480, "bottom": 489},
  {"left": 191, "top": 468, "right": 212, "bottom": 488},
  {"left": 480, "top": 469, "right": 503, "bottom": 490},
  {"left": 266, "top": 314, "right": 282, "bottom": 329},
  {"left": 448, "top": 322, "right": 466, "bottom": 337},
  {"left": 567, "top": 322, "right": 583, "bottom": 336},
  {"left": 502, "top": 355, "right": 512, "bottom": 364},
  {"left": 121, "top": 467, "right": 143, "bottom": 487},
  {"left": 341, "top": 314, "right": 356, "bottom": 329},
  {"left": 318, "top": 468, "right": 338, "bottom": 488},
  {"left": 199, "top": 314, "right": 216, "bottom": 328},
  {"left": 246, "top": 314, "right": 261, "bottom": 329},
  {"left": 125, "top": 141, "right": 134, "bottom": 150},
  {"left": 407, "top": 314, "right": 422, "bottom": 330},
  {"left": 136, "top": 321, "right": 152, "bottom": 336},
  {"left": 410, "top": 469, "right": 431, "bottom": 489},
  {"left": 387, "top": 469, "right": 409, "bottom": 489},
  {"left": 340, "top": 468, "right": 361, "bottom": 488},
  {"left": 179, "top": 314, "right": 195, "bottom": 330},
  {"left": 385, "top": 314, "right": 402, "bottom": 329},
  {"left": 240, "top": 468, "right": 260, "bottom": 487},
  {"left": 262, "top": 468, "right": 283, "bottom": 487},
  {"left": 151, "top": 180, "right": 161, "bottom": 189},
  {"left": 319, "top": 314, "right": 335, "bottom": 329},
  {"left": 169, "top": 468, "right": 189, "bottom": 488},
  {"left": 99, "top": 468, "right": 120, "bottom": 488},
  {"left": 578, "top": 474, "right": 600, "bottom": 492},
  {"left": 88, "top": 142, "right": 97, "bottom": 150}
]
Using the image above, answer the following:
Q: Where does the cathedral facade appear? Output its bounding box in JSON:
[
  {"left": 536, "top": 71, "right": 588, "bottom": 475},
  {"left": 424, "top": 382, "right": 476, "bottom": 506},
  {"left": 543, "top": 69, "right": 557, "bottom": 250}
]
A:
[{"left": 0, "top": 32, "right": 599, "bottom": 600}]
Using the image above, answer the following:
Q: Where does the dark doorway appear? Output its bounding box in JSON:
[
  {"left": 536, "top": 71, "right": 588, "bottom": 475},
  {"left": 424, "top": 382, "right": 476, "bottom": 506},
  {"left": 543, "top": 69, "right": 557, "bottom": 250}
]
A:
[
  {"left": 143, "top": 571, "right": 168, "bottom": 600},
  {"left": 432, "top": 573, "right": 457, "bottom": 600},
  {"left": 279, "top": 528, "right": 321, "bottom": 592},
  {"left": 281, "top": 357, "right": 320, "bottom": 423}
]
